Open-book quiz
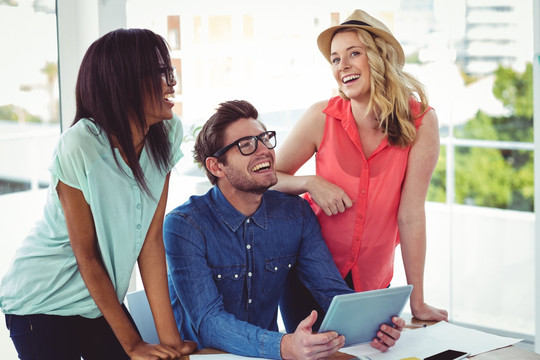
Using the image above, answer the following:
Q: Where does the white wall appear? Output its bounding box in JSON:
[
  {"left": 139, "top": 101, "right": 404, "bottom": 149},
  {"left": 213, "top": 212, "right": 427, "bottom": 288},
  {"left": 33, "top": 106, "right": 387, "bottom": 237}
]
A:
[{"left": 56, "top": 0, "right": 126, "bottom": 130}]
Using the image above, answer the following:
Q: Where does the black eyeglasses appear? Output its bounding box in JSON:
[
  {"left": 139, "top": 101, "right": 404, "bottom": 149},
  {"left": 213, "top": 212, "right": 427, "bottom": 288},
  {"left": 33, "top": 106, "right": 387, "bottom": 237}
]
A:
[
  {"left": 212, "top": 131, "right": 277, "bottom": 158},
  {"left": 159, "top": 66, "right": 177, "bottom": 86}
]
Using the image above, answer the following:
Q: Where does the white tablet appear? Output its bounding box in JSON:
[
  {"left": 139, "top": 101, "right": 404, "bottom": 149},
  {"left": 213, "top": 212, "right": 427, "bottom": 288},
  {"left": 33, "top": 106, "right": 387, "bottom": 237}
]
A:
[{"left": 318, "top": 285, "right": 413, "bottom": 347}]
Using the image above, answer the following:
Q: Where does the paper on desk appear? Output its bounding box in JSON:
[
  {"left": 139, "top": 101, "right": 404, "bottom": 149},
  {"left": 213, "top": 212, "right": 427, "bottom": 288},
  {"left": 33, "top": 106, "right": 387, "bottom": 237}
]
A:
[
  {"left": 339, "top": 321, "right": 522, "bottom": 360},
  {"left": 190, "top": 354, "right": 267, "bottom": 360}
]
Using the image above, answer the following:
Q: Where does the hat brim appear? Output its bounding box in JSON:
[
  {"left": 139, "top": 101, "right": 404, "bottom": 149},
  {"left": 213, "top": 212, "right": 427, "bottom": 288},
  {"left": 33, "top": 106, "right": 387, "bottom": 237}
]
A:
[{"left": 317, "top": 25, "right": 405, "bottom": 68}]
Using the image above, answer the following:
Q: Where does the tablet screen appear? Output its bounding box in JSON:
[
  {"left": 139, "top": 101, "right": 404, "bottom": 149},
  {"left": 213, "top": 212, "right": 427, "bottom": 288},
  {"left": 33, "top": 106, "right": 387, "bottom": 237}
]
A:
[{"left": 318, "top": 285, "right": 413, "bottom": 347}]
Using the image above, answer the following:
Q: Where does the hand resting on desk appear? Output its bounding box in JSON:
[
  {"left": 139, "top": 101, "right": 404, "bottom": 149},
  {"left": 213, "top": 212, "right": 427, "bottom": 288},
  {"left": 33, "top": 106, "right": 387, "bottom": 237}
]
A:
[{"left": 280, "top": 311, "right": 405, "bottom": 360}]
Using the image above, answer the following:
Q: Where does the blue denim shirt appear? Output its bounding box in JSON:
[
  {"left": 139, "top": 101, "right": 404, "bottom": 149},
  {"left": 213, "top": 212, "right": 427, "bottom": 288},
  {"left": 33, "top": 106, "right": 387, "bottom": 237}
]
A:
[{"left": 164, "top": 186, "right": 353, "bottom": 359}]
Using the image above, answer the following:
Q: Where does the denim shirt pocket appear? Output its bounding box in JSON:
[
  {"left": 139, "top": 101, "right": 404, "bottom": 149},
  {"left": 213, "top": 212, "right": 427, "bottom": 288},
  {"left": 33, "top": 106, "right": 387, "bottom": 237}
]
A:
[
  {"left": 263, "top": 255, "right": 296, "bottom": 295},
  {"left": 210, "top": 265, "right": 246, "bottom": 306}
]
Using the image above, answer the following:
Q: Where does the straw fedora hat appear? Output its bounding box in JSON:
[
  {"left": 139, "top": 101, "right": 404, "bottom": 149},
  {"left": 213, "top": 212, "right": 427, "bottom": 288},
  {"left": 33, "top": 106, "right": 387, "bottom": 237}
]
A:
[{"left": 317, "top": 9, "right": 405, "bottom": 68}]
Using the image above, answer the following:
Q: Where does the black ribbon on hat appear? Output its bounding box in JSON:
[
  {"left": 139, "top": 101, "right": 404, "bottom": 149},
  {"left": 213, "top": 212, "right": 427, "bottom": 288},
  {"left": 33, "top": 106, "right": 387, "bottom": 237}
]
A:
[{"left": 341, "top": 20, "right": 371, "bottom": 27}]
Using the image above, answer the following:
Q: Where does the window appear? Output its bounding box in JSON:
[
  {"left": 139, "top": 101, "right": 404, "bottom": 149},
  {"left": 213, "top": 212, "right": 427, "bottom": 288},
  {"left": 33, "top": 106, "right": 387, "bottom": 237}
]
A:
[{"left": 0, "top": 0, "right": 59, "bottom": 195}]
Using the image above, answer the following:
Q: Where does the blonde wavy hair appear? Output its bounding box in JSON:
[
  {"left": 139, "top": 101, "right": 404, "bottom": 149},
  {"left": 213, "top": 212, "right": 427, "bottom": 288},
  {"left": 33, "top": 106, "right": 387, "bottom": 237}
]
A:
[{"left": 336, "top": 28, "right": 429, "bottom": 147}]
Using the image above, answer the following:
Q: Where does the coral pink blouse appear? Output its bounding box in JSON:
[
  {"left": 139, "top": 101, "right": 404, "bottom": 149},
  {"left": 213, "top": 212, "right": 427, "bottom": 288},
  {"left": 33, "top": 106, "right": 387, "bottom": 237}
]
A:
[{"left": 304, "top": 96, "right": 427, "bottom": 292}]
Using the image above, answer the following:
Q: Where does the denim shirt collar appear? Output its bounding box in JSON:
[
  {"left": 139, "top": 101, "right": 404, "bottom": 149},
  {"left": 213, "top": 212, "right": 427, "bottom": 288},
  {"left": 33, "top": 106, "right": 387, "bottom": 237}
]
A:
[{"left": 209, "top": 185, "right": 267, "bottom": 232}]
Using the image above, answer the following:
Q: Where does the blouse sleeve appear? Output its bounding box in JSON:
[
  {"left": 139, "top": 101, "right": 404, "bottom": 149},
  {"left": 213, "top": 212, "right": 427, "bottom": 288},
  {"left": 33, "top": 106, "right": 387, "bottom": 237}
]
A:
[{"left": 48, "top": 125, "right": 93, "bottom": 201}]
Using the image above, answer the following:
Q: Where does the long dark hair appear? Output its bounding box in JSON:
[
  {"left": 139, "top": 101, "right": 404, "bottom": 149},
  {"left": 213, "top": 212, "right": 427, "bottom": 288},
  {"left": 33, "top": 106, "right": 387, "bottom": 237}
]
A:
[{"left": 74, "top": 28, "right": 173, "bottom": 194}]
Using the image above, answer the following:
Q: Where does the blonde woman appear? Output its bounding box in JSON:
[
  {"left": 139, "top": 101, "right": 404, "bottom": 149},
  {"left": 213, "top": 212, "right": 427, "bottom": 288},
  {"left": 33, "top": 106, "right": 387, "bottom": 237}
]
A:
[{"left": 275, "top": 10, "right": 448, "bottom": 332}]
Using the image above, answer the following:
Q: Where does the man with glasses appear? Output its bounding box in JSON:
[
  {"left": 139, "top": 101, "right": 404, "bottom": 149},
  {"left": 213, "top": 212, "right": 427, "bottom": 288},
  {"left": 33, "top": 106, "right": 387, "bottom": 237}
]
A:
[{"left": 164, "top": 100, "right": 404, "bottom": 359}]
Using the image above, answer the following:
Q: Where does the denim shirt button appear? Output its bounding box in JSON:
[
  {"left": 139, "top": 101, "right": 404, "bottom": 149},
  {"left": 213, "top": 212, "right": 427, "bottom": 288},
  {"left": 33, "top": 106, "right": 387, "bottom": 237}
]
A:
[
  {"left": 246, "top": 244, "right": 251, "bottom": 250},
  {"left": 217, "top": 274, "right": 222, "bottom": 279},
  {"left": 274, "top": 266, "right": 278, "bottom": 271},
  {"left": 248, "top": 272, "right": 252, "bottom": 277},
  {"left": 234, "top": 274, "right": 239, "bottom": 278},
  {"left": 248, "top": 299, "right": 252, "bottom": 304},
  {"left": 246, "top": 218, "right": 251, "bottom": 223},
  {"left": 288, "top": 264, "right": 292, "bottom": 268}
]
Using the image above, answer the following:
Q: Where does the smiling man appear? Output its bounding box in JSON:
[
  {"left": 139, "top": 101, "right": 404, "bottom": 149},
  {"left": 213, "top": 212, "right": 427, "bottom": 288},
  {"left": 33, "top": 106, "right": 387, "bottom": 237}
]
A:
[{"left": 163, "top": 100, "right": 404, "bottom": 360}]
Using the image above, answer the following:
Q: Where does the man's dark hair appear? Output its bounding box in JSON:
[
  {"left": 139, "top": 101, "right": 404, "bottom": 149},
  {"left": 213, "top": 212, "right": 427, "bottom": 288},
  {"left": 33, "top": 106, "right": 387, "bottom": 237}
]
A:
[{"left": 194, "top": 100, "right": 262, "bottom": 185}]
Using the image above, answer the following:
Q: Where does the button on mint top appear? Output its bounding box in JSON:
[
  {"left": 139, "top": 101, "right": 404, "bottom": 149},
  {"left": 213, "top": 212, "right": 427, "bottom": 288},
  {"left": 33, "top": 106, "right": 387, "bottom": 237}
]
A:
[{"left": 0, "top": 115, "right": 183, "bottom": 318}]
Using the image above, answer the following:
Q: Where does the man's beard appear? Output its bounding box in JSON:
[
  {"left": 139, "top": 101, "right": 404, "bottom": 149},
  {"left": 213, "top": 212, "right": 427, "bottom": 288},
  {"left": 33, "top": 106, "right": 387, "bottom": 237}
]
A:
[{"left": 224, "top": 166, "right": 278, "bottom": 195}]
